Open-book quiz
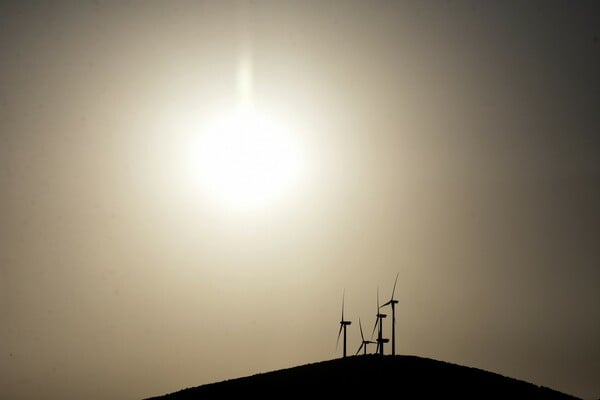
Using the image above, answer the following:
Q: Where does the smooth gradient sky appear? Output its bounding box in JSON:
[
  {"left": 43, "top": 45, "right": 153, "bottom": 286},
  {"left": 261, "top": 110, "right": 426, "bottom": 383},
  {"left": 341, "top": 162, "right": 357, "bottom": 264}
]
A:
[{"left": 1, "top": 2, "right": 599, "bottom": 399}]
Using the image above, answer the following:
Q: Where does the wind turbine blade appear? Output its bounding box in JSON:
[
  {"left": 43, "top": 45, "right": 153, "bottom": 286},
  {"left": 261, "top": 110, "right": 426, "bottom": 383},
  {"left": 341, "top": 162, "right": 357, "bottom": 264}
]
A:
[
  {"left": 377, "top": 286, "right": 380, "bottom": 309},
  {"left": 341, "top": 289, "right": 345, "bottom": 321},
  {"left": 381, "top": 299, "right": 392, "bottom": 308},
  {"left": 359, "top": 318, "right": 365, "bottom": 342},
  {"left": 356, "top": 342, "right": 364, "bottom": 355},
  {"left": 391, "top": 272, "right": 399, "bottom": 299},
  {"left": 336, "top": 324, "right": 343, "bottom": 350},
  {"left": 371, "top": 317, "right": 378, "bottom": 339}
]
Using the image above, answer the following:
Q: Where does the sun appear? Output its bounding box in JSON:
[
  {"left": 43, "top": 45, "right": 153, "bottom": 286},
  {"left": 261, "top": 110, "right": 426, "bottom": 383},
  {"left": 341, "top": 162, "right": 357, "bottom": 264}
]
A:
[{"left": 189, "top": 106, "right": 303, "bottom": 211}]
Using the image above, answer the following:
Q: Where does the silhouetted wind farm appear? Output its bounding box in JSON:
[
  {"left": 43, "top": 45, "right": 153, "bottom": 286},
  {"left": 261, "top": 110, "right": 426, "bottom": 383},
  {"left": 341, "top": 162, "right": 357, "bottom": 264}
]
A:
[
  {"left": 146, "top": 273, "right": 585, "bottom": 399},
  {"left": 337, "top": 276, "right": 399, "bottom": 358}
]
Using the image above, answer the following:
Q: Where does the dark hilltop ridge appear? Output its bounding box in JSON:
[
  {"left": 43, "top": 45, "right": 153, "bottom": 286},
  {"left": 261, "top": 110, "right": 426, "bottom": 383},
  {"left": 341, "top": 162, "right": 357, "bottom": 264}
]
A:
[{"left": 146, "top": 355, "right": 581, "bottom": 399}]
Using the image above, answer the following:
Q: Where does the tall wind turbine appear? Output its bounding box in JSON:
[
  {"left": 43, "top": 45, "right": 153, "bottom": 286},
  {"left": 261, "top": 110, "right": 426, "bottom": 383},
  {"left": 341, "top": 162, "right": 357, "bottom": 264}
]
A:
[
  {"left": 381, "top": 272, "right": 399, "bottom": 355},
  {"left": 371, "top": 287, "right": 388, "bottom": 355},
  {"left": 355, "top": 318, "right": 375, "bottom": 355},
  {"left": 336, "top": 291, "right": 352, "bottom": 358}
]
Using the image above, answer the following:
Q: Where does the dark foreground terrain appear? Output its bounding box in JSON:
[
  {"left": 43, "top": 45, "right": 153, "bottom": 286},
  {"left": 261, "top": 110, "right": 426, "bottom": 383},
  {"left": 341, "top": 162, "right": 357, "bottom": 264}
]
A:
[{"left": 146, "top": 355, "right": 581, "bottom": 399}]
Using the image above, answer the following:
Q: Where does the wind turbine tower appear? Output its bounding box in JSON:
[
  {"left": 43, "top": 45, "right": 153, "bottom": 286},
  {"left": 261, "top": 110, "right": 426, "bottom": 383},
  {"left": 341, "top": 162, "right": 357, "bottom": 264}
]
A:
[
  {"left": 381, "top": 272, "right": 399, "bottom": 355},
  {"left": 372, "top": 287, "right": 388, "bottom": 355},
  {"left": 336, "top": 291, "right": 352, "bottom": 358}
]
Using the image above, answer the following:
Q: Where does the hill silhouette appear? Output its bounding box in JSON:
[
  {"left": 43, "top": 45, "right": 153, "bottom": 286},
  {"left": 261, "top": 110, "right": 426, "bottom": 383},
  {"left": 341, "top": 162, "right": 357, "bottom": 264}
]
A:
[{"left": 145, "top": 355, "right": 581, "bottom": 399}]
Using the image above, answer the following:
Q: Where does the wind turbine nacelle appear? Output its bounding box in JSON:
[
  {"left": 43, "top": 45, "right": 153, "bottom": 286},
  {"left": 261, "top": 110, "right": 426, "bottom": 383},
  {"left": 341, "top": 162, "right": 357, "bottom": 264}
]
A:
[{"left": 376, "top": 313, "right": 387, "bottom": 318}]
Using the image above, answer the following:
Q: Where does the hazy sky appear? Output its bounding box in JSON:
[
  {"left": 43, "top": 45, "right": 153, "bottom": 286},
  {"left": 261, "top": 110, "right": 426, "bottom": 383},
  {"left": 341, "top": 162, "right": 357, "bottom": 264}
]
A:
[{"left": 1, "top": 1, "right": 599, "bottom": 399}]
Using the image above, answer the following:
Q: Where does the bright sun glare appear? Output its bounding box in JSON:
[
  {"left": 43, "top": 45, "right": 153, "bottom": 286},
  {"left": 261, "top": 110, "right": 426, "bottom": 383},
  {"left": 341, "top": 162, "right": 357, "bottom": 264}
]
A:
[{"left": 189, "top": 106, "right": 303, "bottom": 211}]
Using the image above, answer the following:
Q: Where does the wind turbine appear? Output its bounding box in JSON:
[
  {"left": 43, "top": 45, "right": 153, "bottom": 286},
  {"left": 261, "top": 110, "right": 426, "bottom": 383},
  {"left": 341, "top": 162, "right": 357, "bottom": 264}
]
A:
[
  {"left": 355, "top": 318, "right": 375, "bottom": 355},
  {"left": 336, "top": 291, "right": 352, "bottom": 358},
  {"left": 371, "top": 287, "right": 388, "bottom": 355},
  {"left": 381, "top": 272, "right": 399, "bottom": 355}
]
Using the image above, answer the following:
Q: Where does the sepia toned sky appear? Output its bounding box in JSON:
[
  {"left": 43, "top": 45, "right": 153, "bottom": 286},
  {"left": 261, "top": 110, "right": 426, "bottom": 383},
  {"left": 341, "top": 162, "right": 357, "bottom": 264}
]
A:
[{"left": 1, "top": 1, "right": 599, "bottom": 399}]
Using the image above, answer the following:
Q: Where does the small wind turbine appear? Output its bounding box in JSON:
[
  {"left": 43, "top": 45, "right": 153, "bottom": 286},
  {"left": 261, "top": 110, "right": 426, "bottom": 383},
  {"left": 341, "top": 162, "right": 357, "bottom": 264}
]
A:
[
  {"left": 355, "top": 318, "right": 375, "bottom": 355},
  {"left": 371, "top": 287, "right": 388, "bottom": 355},
  {"left": 336, "top": 290, "right": 352, "bottom": 358},
  {"left": 380, "top": 272, "right": 399, "bottom": 356}
]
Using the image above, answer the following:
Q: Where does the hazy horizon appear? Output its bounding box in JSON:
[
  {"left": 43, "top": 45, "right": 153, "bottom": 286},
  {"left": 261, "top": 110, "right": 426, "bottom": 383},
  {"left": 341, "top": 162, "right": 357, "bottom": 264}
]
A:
[{"left": 1, "top": 2, "right": 599, "bottom": 399}]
